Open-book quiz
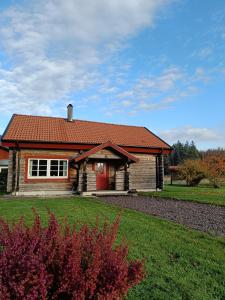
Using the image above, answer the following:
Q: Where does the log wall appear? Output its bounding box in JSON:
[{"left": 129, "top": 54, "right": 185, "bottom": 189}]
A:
[
  {"left": 7, "top": 149, "right": 78, "bottom": 194},
  {"left": 7, "top": 150, "right": 14, "bottom": 193},
  {"left": 115, "top": 171, "right": 125, "bottom": 191},
  {"left": 6, "top": 148, "right": 158, "bottom": 194},
  {"left": 129, "top": 153, "right": 156, "bottom": 190}
]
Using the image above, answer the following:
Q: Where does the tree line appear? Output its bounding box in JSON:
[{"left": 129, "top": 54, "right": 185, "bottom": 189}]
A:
[{"left": 165, "top": 141, "right": 225, "bottom": 188}]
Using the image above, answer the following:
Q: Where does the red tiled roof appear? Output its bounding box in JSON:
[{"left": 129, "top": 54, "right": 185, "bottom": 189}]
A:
[{"left": 2, "top": 114, "right": 171, "bottom": 149}]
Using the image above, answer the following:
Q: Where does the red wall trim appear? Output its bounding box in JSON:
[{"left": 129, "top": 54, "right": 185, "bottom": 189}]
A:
[
  {"left": 3, "top": 142, "right": 94, "bottom": 150},
  {"left": 122, "top": 147, "right": 171, "bottom": 155},
  {"left": 24, "top": 155, "right": 71, "bottom": 183},
  {"left": 2, "top": 142, "right": 172, "bottom": 155},
  {"left": 0, "top": 148, "right": 9, "bottom": 160}
]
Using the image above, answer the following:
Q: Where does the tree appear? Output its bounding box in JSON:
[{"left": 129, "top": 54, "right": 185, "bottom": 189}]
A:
[
  {"left": 203, "top": 153, "right": 225, "bottom": 188},
  {"left": 178, "top": 159, "right": 207, "bottom": 186},
  {"left": 169, "top": 141, "right": 200, "bottom": 166},
  {"left": 164, "top": 141, "right": 200, "bottom": 174}
]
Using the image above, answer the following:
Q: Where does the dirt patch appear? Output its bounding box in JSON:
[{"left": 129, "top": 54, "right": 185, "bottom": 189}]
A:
[{"left": 97, "top": 196, "right": 225, "bottom": 237}]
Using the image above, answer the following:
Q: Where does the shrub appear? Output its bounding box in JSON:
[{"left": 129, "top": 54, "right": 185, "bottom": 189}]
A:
[
  {"left": 203, "top": 154, "right": 225, "bottom": 188},
  {"left": 179, "top": 159, "right": 207, "bottom": 186},
  {"left": 0, "top": 212, "right": 145, "bottom": 299}
]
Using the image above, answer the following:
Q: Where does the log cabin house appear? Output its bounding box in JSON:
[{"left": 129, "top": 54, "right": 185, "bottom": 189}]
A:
[{"left": 1, "top": 105, "right": 172, "bottom": 196}]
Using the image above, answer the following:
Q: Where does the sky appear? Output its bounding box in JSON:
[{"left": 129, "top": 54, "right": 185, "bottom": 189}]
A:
[{"left": 0, "top": 0, "right": 224, "bottom": 150}]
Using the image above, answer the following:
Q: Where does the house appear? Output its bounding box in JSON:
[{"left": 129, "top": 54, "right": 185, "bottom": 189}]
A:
[
  {"left": 1, "top": 105, "right": 172, "bottom": 196},
  {"left": 0, "top": 139, "right": 9, "bottom": 174}
]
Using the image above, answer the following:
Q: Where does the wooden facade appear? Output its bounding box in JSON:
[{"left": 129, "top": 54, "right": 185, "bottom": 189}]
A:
[{"left": 6, "top": 146, "right": 164, "bottom": 195}]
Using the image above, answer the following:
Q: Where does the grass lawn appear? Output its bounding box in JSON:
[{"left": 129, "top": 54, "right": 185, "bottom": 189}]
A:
[
  {"left": 140, "top": 184, "right": 225, "bottom": 206},
  {"left": 0, "top": 197, "right": 225, "bottom": 299}
]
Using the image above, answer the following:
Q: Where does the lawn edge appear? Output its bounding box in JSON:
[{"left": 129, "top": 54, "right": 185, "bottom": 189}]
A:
[{"left": 139, "top": 192, "right": 225, "bottom": 207}]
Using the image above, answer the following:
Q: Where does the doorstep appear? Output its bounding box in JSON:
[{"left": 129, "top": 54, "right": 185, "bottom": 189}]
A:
[{"left": 82, "top": 190, "right": 130, "bottom": 197}]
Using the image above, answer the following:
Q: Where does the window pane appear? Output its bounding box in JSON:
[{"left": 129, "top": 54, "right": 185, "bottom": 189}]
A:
[
  {"left": 39, "top": 170, "right": 47, "bottom": 176},
  {"left": 60, "top": 160, "right": 67, "bottom": 167},
  {"left": 51, "top": 160, "right": 59, "bottom": 166},
  {"left": 50, "top": 165, "right": 58, "bottom": 171},
  {"left": 32, "top": 160, "right": 38, "bottom": 166},
  {"left": 96, "top": 163, "right": 104, "bottom": 174},
  {"left": 32, "top": 170, "right": 38, "bottom": 176},
  {"left": 50, "top": 170, "right": 58, "bottom": 176},
  {"left": 39, "top": 160, "right": 47, "bottom": 166},
  {"left": 39, "top": 165, "right": 47, "bottom": 171}
]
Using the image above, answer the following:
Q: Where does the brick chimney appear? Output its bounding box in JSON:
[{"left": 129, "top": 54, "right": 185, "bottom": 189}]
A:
[{"left": 67, "top": 104, "right": 73, "bottom": 122}]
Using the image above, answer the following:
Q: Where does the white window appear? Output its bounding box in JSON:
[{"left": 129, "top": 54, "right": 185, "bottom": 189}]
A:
[{"left": 28, "top": 159, "right": 68, "bottom": 179}]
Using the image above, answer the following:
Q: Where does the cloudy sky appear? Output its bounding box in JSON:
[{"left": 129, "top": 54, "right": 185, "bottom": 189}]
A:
[{"left": 0, "top": 0, "right": 224, "bottom": 149}]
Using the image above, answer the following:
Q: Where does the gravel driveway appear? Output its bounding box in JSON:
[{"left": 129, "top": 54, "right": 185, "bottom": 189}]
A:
[{"left": 98, "top": 196, "right": 225, "bottom": 237}]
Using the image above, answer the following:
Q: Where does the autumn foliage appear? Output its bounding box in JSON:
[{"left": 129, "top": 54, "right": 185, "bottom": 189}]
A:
[
  {"left": 179, "top": 159, "right": 207, "bottom": 186},
  {"left": 0, "top": 212, "right": 144, "bottom": 300},
  {"left": 203, "top": 153, "right": 225, "bottom": 188}
]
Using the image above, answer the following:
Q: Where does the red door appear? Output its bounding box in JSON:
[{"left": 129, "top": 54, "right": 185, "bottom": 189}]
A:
[{"left": 95, "top": 162, "right": 109, "bottom": 190}]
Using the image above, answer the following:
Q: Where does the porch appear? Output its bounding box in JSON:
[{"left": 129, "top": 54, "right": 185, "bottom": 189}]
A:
[{"left": 71, "top": 141, "right": 139, "bottom": 194}]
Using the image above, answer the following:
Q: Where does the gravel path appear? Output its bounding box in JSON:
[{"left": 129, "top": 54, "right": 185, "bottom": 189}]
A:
[{"left": 98, "top": 196, "right": 225, "bottom": 237}]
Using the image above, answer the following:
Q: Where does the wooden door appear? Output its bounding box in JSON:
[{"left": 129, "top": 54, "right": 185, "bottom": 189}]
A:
[{"left": 95, "top": 162, "right": 109, "bottom": 190}]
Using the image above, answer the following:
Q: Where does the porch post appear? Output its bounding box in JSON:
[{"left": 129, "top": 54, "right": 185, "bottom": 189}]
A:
[
  {"left": 82, "top": 159, "right": 87, "bottom": 192},
  {"left": 124, "top": 162, "right": 129, "bottom": 191},
  {"left": 156, "top": 154, "right": 163, "bottom": 190}
]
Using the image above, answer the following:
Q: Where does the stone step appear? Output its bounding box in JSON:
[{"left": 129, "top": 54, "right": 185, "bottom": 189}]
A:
[{"left": 82, "top": 190, "right": 130, "bottom": 197}]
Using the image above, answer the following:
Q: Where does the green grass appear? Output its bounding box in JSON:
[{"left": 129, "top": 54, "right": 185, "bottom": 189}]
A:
[
  {"left": 0, "top": 197, "right": 224, "bottom": 299},
  {"left": 140, "top": 184, "right": 225, "bottom": 206}
]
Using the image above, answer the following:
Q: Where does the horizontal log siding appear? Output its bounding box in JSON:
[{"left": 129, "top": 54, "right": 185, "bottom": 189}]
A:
[
  {"left": 7, "top": 150, "right": 14, "bottom": 192},
  {"left": 87, "top": 171, "right": 96, "bottom": 191},
  {"left": 17, "top": 149, "right": 78, "bottom": 192},
  {"left": 115, "top": 171, "right": 125, "bottom": 191},
  {"left": 88, "top": 149, "right": 121, "bottom": 160},
  {"left": 129, "top": 153, "right": 156, "bottom": 190}
]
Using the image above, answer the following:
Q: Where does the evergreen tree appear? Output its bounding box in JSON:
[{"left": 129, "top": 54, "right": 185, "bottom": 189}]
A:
[{"left": 167, "top": 140, "right": 200, "bottom": 167}]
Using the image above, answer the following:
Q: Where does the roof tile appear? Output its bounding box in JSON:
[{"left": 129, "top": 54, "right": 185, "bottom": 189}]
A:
[{"left": 3, "top": 114, "right": 170, "bottom": 149}]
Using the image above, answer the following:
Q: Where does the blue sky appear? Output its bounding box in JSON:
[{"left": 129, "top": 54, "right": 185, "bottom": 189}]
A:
[{"left": 0, "top": 0, "right": 224, "bottom": 149}]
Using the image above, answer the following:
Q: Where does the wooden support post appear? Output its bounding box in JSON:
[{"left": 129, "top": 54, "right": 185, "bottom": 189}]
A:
[
  {"left": 124, "top": 162, "right": 129, "bottom": 191},
  {"left": 170, "top": 171, "right": 173, "bottom": 185},
  {"left": 82, "top": 173, "right": 87, "bottom": 192},
  {"left": 82, "top": 159, "right": 88, "bottom": 192},
  {"left": 156, "top": 154, "right": 163, "bottom": 190},
  {"left": 12, "top": 149, "right": 17, "bottom": 193}
]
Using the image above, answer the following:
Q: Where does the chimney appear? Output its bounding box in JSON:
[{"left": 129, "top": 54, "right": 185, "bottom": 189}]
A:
[{"left": 67, "top": 104, "right": 73, "bottom": 122}]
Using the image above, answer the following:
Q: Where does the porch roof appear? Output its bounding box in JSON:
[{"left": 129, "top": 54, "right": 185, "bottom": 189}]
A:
[{"left": 73, "top": 141, "right": 139, "bottom": 163}]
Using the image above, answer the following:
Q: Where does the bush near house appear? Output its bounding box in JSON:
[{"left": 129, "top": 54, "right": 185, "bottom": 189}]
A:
[
  {"left": 0, "top": 212, "right": 144, "bottom": 300},
  {"left": 178, "top": 159, "right": 207, "bottom": 187}
]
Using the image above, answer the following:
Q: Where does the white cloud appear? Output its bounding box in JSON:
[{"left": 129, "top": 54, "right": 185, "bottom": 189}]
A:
[
  {"left": 0, "top": 0, "right": 170, "bottom": 115},
  {"left": 160, "top": 125, "right": 225, "bottom": 148},
  {"left": 111, "top": 66, "right": 201, "bottom": 113}
]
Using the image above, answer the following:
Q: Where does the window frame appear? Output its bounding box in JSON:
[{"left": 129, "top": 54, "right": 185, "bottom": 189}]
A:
[
  {"left": 27, "top": 158, "right": 69, "bottom": 179},
  {"left": 0, "top": 166, "right": 8, "bottom": 174}
]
